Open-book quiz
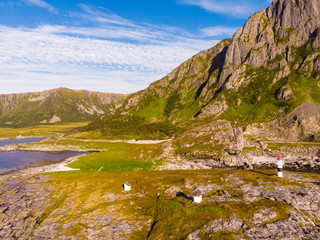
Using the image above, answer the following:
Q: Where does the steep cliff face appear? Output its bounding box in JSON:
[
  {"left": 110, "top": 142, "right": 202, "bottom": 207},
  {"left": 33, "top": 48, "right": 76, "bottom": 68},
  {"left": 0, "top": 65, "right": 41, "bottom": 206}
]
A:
[
  {"left": 207, "top": 0, "right": 320, "bottom": 90},
  {"left": 0, "top": 88, "right": 127, "bottom": 126}
]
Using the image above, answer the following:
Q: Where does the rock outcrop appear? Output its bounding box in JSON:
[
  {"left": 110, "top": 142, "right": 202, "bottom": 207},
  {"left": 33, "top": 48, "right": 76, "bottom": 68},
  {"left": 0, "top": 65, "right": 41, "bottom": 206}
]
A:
[{"left": 245, "top": 101, "right": 320, "bottom": 141}]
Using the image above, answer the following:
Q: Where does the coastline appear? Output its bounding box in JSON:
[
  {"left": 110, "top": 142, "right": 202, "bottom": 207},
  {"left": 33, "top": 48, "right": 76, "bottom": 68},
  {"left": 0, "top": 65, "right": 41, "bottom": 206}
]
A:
[
  {"left": 9, "top": 154, "right": 85, "bottom": 176},
  {"left": 0, "top": 136, "right": 102, "bottom": 176}
]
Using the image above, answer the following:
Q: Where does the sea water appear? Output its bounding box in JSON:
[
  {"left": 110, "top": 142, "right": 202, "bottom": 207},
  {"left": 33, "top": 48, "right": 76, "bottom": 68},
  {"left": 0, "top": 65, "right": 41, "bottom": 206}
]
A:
[{"left": 0, "top": 138, "right": 83, "bottom": 174}]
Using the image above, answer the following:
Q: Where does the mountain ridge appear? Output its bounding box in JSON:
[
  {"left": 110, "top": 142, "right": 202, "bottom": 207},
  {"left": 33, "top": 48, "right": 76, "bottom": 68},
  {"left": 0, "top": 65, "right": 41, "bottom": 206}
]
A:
[
  {"left": 84, "top": 0, "right": 320, "bottom": 164},
  {"left": 0, "top": 88, "right": 127, "bottom": 127}
]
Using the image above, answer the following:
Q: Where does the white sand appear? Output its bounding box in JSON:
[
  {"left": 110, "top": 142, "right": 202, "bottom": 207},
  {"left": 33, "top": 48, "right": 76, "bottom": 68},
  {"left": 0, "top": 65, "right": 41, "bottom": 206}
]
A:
[{"left": 19, "top": 155, "right": 84, "bottom": 175}]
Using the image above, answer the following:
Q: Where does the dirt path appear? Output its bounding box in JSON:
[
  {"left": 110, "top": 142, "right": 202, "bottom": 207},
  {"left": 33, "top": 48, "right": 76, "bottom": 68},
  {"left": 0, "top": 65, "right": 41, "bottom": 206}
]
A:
[{"left": 126, "top": 139, "right": 171, "bottom": 144}]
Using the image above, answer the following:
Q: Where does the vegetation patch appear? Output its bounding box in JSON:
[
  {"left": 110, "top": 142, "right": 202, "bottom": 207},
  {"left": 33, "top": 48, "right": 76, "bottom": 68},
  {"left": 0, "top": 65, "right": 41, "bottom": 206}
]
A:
[
  {"left": 84, "top": 112, "right": 184, "bottom": 139},
  {"left": 67, "top": 142, "right": 164, "bottom": 172},
  {"left": 220, "top": 63, "right": 320, "bottom": 124}
]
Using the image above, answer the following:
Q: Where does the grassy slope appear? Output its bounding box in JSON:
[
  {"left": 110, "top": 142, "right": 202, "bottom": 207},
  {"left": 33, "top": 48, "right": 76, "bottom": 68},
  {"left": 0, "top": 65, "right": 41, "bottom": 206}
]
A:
[
  {"left": 0, "top": 88, "right": 127, "bottom": 127},
  {"left": 84, "top": 40, "right": 320, "bottom": 140},
  {"left": 219, "top": 58, "right": 320, "bottom": 124},
  {"left": 84, "top": 40, "right": 231, "bottom": 139}
]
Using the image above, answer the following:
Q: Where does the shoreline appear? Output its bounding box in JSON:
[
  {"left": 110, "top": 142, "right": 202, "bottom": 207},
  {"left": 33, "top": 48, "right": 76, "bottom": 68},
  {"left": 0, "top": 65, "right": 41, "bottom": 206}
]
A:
[
  {"left": 0, "top": 137, "right": 100, "bottom": 176},
  {"left": 0, "top": 143, "right": 103, "bottom": 152},
  {"left": 0, "top": 136, "right": 48, "bottom": 142},
  {"left": 9, "top": 154, "right": 86, "bottom": 176}
]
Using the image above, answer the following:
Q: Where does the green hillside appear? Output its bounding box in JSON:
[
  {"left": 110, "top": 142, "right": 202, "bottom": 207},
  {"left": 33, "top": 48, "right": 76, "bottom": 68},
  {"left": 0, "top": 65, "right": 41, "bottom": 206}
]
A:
[{"left": 0, "top": 88, "right": 127, "bottom": 127}]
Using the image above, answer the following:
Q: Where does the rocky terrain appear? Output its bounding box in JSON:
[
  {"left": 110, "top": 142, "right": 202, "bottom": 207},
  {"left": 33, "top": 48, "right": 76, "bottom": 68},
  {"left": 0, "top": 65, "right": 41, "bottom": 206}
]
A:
[
  {"left": 0, "top": 173, "right": 142, "bottom": 239},
  {"left": 0, "top": 169, "right": 319, "bottom": 239},
  {"left": 0, "top": 88, "right": 127, "bottom": 127},
  {"left": 187, "top": 172, "right": 320, "bottom": 239}
]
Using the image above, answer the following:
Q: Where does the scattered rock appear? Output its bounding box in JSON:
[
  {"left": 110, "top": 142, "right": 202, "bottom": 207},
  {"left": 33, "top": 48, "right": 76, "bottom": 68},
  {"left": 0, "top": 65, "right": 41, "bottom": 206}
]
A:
[
  {"left": 277, "top": 86, "right": 294, "bottom": 101},
  {"left": 252, "top": 208, "right": 277, "bottom": 225},
  {"left": 204, "top": 216, "right": 243, "bottom": 233}
]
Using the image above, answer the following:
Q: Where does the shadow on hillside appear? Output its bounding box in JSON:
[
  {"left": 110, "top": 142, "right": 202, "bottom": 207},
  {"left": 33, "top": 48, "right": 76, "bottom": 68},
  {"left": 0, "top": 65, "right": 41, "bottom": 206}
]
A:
[
  {"left": 249, "top": 169, "right": 274, "bottom": 176},
  {"left": 176, "top": 191, "right": 193, "bottom": 200}
]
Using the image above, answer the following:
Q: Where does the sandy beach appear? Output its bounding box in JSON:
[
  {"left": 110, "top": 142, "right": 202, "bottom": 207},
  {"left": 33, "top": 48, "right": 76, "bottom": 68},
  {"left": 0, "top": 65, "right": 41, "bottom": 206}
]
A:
[{"left": 13, "top": 154, "right": 86, "bottom": 176}]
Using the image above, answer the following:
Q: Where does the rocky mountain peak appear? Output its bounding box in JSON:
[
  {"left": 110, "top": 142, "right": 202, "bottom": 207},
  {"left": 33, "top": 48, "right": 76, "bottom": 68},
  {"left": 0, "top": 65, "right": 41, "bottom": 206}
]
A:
[{"left": 214, "top": 0, "right": 320, "bottom": 93}]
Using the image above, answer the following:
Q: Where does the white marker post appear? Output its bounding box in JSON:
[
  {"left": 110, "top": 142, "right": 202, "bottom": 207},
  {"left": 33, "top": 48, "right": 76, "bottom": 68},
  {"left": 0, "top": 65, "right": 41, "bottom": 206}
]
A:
[{"left": 277, "top": 156, "right": 284, "bottom": 177}]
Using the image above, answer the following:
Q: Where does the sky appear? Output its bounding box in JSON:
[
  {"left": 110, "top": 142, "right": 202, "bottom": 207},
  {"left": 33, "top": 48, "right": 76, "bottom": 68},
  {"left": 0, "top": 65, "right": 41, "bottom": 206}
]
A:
[{"left": 0, "top": 0, "right": 272, "bottom": 94}]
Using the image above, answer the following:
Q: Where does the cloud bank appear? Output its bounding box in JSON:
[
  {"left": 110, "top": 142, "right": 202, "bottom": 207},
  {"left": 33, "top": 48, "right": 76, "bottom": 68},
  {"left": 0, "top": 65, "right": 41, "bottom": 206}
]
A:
[
  {"left": 0, "top": 4, "right": 237, "bottom": 94},
  {"left": 0, "top": 22, "right": 222, "bottom": 94}
]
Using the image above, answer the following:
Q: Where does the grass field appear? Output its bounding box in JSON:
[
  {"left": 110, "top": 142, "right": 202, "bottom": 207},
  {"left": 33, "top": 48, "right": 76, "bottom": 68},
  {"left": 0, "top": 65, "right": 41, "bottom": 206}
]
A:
[
  {"left": 67, "top": 142, "right": 164, "bottom": 172},
  {"left": 19, "top": 136, "right": 166, "bottom": 172},
  {"left": 0, "top": 122, "right": 90, "bottom": 138}
]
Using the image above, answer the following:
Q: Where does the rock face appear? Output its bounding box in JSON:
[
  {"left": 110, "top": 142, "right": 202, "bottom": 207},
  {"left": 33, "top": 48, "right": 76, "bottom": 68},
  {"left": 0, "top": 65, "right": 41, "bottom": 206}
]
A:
[
  {"left": 277, "top": 86, "right": 293, "bottom": 101},
  {"left": 216, "top": 0, "right": 320, "bottom": 89},
  {"left": 246, "top": 101, "right": 320, "bottom": 141},
  {"left": 0, "top": 88, "right": 127, "bottom": 126},
  {"left": 173, "top": 120, "right": 244, "bottom": 160}
]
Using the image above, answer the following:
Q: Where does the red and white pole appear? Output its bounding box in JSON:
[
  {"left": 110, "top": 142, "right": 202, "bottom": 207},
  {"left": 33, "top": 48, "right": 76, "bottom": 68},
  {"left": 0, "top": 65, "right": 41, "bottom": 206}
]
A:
[{"left": 277, "top": 156, "right": 284, "bottom": 177}]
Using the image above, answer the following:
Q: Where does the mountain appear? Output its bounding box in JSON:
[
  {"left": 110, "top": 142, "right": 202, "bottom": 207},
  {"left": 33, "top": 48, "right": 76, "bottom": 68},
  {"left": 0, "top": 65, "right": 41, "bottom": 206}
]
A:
[
  {"left": 86, "top": 0, "right": 320, "bottom": 162},
  {"left": 0, "top": 88, "right": 127, "bottom": 127}
]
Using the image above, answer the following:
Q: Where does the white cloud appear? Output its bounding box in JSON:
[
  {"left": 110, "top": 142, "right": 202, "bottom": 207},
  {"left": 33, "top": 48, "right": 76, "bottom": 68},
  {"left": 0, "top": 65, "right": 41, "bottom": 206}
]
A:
[
  {"left": 201, "top": 26, "right": 239, "bottom": 37},
  {"left": 23, "top": 0, "right": 58, "bottom": 14},
  {"left": 76, "top": 4, "right": 135, "bottom": 27},
  {"left": 0, "top": 5, "right": 232, "bottom": 94},
  {"left": 34, "top": 24, "right": 217, "bottom": 51},
  {"left": 0, "top": 65, "right": 152, "bottom": 94},
  {"left": 178, "top": 0, "right": 263, "bottom": 17},
  {"left": 66, "top": 5, "right": 211, "bottom": 47},
  {"left": 0, "top": 25, "right": 212, "bottom": 94}
]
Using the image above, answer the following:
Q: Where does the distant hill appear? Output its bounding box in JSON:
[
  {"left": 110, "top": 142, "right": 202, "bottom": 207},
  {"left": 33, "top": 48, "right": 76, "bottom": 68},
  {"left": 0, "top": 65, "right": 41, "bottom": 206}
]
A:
[
  {"left": 0, "top": 88, "right": 127, "bottom": 127},
  {"left": 84, "top": 0, "right": 320, "bottom": 159}
]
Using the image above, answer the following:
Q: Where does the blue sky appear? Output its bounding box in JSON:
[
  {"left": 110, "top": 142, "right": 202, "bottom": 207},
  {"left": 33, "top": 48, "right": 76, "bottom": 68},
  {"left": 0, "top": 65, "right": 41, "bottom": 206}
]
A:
[{"left": 0, "top": 0, "right": 272, "bottom": 94}]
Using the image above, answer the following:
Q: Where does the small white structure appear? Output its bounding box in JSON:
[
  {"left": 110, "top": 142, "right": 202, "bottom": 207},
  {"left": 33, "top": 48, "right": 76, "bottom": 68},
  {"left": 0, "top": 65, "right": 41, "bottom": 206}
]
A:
[
  {"left": 123, "top": 182, "right": 131, "bottom": 191},
  {"left": 277, "top": 156, "right": 284, "bottom": 177},
  {"left": 192, "top": 189, "right": 202, "bottom": 203}
]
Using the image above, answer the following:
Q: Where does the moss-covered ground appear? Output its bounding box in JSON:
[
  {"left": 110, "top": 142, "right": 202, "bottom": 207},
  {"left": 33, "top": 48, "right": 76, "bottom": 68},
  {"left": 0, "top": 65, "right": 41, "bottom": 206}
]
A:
[{"left": 41, "top": 169, "right": 320, "bottom": 239}]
